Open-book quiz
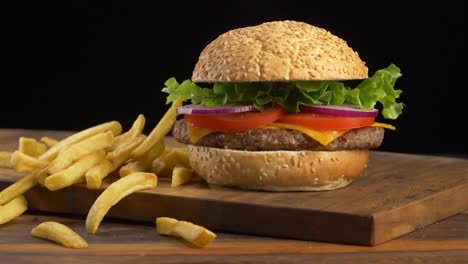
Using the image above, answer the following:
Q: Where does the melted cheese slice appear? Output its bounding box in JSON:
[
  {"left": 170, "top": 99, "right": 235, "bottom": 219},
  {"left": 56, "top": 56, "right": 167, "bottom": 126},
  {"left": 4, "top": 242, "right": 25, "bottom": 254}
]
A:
[
  {"left": 185, "top": 121, "right": 396, "bottom": 146},
  {"left": 264, "top": 123, "right": 346, "bottom": 146},
  {"left": 186, "top": 122, "right": 214, "bottom": 143},
  {"left": 372, "top": 122, "right": 396, "bottom": 130}
]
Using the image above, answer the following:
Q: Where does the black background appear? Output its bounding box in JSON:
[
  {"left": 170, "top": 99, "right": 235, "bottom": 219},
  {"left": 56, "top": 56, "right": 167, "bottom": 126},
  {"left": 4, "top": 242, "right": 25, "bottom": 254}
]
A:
[{"left": 1, "top": 1, "right": 466, "bottom": 154}]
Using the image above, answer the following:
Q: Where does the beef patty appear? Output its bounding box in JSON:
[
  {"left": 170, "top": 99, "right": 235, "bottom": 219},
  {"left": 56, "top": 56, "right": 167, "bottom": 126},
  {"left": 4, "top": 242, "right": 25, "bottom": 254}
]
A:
[{"left": 173, "top": 119, "right": 384, "bottom": 151}]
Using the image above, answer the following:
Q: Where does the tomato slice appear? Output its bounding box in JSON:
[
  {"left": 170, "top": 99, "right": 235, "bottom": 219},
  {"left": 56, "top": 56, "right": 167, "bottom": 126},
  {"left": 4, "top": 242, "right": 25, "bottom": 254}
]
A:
[
  {"left": 278, "top": 113, "right": 375, "bottom": 131},
  {"left": 185, "top": 106, "right": 286, "bottom": 133}
]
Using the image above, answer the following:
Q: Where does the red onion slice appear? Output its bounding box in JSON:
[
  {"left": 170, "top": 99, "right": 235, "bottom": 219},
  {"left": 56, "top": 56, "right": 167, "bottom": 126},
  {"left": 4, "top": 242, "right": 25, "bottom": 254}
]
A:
[
  {"left": 300, "top": 105, "right": 378, "bottom": 118},
  {"left": 177, "top": 104, "right": 256, "bottom": 115}
]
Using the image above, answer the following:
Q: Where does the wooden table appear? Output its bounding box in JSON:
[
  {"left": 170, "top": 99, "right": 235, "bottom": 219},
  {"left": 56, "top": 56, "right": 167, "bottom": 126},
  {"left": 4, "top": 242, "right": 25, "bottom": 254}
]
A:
[
  {"left": 1, "top": 129, "right": 467, "bottom": 263},
  {"left": 1, "top": 212, "right": 467, "bottom": 263}
]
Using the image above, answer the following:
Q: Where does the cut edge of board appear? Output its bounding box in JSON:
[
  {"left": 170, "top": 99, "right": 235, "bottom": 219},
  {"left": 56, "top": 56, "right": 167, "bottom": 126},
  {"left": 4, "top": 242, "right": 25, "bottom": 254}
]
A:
[
  {"left": 22, "top": 183, "right": 376, "bottom": 245},
  {"left": 371, "top": 181, "right": 468, "bottom": 245}
]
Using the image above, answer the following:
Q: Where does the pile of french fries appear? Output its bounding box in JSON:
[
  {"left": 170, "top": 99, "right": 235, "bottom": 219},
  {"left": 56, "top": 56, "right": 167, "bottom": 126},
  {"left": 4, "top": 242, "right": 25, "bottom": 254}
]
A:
[{"left": 0, "top": 97, "right": 215, "bottom": 248}]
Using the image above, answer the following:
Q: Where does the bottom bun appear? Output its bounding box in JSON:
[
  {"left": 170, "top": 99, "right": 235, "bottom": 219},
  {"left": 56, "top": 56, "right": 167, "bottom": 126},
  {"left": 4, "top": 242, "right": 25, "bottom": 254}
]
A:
[{"left": 188, "top": 146, "right": 369, "bottom": 191}]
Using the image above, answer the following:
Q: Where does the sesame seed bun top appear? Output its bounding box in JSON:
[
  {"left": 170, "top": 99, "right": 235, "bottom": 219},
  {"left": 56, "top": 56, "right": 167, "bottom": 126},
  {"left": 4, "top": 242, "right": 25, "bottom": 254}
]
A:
[{"left": 192, "top": 21, "right": 368, "bottom": 83}]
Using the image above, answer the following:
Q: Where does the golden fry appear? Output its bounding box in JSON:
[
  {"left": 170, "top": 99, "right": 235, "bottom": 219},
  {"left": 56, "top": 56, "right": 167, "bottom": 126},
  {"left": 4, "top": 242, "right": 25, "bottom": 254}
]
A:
[
  {"left": 151, "top": 159, "right": 167, "bottom": 177},
  {"left": 10, "top": 151, "right": 49, "bottom": 173},
  {"left": 126, "top": 114, "right": 146, "bottom": 137},
  {"left": 33, "top": 166, "right": 50, "bottom": 187},
  {"left": 85, "top": 159, "right": 112, "bottom": 189},
  {"left": 156, "top": 217, "right": 216, "bottom": 248},
  {"left": 119, "top": 140, "right": 165, "bottom": 177},
  {"left": 171, "top": 165, "right": 193, "bottom": 187},
  {"left": 131, "top": 97, "right": 182, "bottom": 159},
  {"left": 143, "top": 138, "right": 166, "bottom": 161},
  {"left": 173, "top": 220, "right": 217, "bottom": 248},
  {"left": 1, "top": 121, "right": 122, "bottom": 206},
  {"left": 0, "top": 151, "right": 13, "bottom": 168},
  {"left": 86, "top": 172, "right": 157, "bottom": 234},
  {"left": 40, "top": 136, "right": 59, "bottom": 147},
  {"left": 166, "top": 147, "right": 190, "bottom": 166},
  {"left": 31, "top": 221, "right": 88, "bottom": 249},
  {"left": 19, "top": 137, "right": 47, "bottom": 157},
  {"left": 110, "top": 114, "right": 145, "bottom": 151},
  {"left": 107, "top": 136, "right": 145, "bottom": 165},
  {"left": 39, "top": 121, "right": 122, "bottom": 162},
  {"left": 0, "top": 172, "right": 38, "bottom": 205},
  {"left": 45, "top": 150, "right": 106, "bottom": 191},
  {"left": 0, "top": 195, "right": 28, "bottom": 225},
  {"left": 48, "top": 131, "right": 114, "bottom": 174},
  {"left": 156, "top": 217, "right": 178, "bottom": 235},
  {"left": 152, "top": 147, "right": 190, "bottom": 178},
  {"left": 86, "top": 136, "right": 144, "bottom": 189},
  {"left": 118, "top": 161, "right": 147, "bottom": 177}
]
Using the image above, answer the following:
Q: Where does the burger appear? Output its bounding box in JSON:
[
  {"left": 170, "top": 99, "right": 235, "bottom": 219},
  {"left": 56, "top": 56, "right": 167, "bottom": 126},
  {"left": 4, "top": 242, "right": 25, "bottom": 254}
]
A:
[{"left": 162, "top": 21, "right": 404, "bottom": 191}]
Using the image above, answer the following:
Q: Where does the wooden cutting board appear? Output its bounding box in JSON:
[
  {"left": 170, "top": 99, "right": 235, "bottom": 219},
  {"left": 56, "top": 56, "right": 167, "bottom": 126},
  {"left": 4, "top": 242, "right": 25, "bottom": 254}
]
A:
[{"left": 1, "top": 129, "right": 468, "bottom": 245}]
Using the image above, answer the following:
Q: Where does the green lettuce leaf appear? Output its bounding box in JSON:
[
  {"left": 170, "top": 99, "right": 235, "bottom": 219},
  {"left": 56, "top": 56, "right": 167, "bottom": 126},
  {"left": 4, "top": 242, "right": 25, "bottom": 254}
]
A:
[{"left": 162, "top": 64, "right": 404, "bottom": 119}]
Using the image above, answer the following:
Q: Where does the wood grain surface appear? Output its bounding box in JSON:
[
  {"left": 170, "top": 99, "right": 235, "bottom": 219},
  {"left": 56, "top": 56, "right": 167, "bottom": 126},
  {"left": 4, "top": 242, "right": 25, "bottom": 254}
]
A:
[
  {"left": 0, "top": 213, "right": 467, "bottom": 264},
  {"left": 1, "top": 129, "right": 468, "bottom": 247}
]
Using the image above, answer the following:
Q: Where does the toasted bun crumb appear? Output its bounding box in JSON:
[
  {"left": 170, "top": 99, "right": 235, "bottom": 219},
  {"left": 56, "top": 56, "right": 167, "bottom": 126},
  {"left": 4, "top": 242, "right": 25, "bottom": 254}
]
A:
[
  {"left": 188, "top": 146, "right": 369, "bottom": 191},
  {"left": 192, "top": 20, "right": 368, "bottom": 82}
]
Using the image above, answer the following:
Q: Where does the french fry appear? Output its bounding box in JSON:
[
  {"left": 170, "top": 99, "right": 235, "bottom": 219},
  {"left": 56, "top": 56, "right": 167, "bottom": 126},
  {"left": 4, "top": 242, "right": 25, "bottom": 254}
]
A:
[
  {"left": 19, "top": 137, "right": 48, "bottom": 157},
  {"left": 166, "top": 147, "right": 190, "bottom": 166},
  {"left": 156, "top": 217, "right": 178, "bottom": 235},
  {"left": 119, "top": 140, "right": 165, "bottom": 177},
  {"left": 33, "top": 166, "right": 49, "bottom": 187},
  {"left": 86, "top": 172, "right": 157, "bottom": 234},
  {"left": 118, "top": 161, "right": 147, "bottom": 177},
  {"left": 126, "top": 114, "right": 146, "bottom": 138},
  {"left": 31, "top": 221, "right": 88, "bottom": 249},
  {"left": 131, "top": 97, "right": 182, "bottom": 159},
  {"left": 1, "top": 121, "right": 122, "bottom": 205},
  {"left": 40, "top": 136, "right": 59, "bottom": 147},
  {"left": 48, "top": 131, "right": 114, "bottom": 174},
  {"left": 39, "top": 121, "right": 122, "bottom": 162},
  {"left": 110, "top": 114, "right": 145, "bottom": 151},
  {"left": 10, "top": 151, "right": 49, "bottom": 173},
  {"left": 0, "top": 152, "right": 13, "bottom": 168},
  {"left": 86, "top": 136, "right": 144, "bottom": 189},
  {"left": 84, "top": 160, "right": 112, "bottom": 189},
  {"left": 173, "top": 220, "right": 217, "bottom": 248},
  {"left": 0, "top": 172, "right": 38, "bottom": 205},
  {"left": 156, "top": 217, "right": 216, "bottom": 248},
  {"left": 151, "top": 159, "right": 168, "bottom": 178},
  {"left": 0, "top": 196, "right": 28, "bottom": 225},
  {"left": 45, "top": 150, "right": 106, "bottom": 191},
  {"left": 171, "top": 165, "right": 193, "bottom": 187},
  {"left": 152, "top": 147, "right": 190, "bottom": 178}
]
